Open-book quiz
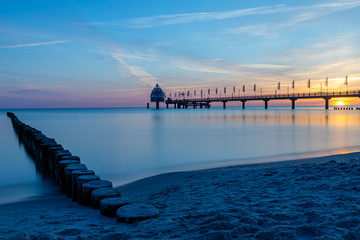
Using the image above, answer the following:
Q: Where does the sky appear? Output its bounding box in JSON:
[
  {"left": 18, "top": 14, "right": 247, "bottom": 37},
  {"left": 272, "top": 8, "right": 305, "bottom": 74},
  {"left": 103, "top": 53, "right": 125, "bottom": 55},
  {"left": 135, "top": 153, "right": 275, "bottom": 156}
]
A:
[{"left": 1, "top": 0, "right": 360, "bottom": 108}]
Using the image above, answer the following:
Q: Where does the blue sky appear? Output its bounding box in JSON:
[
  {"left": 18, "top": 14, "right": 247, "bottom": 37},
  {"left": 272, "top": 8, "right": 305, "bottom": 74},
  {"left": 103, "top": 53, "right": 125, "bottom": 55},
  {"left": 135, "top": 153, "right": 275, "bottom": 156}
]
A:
[{"left": 1, "top": 0, "right": 360, "bottom": 108}]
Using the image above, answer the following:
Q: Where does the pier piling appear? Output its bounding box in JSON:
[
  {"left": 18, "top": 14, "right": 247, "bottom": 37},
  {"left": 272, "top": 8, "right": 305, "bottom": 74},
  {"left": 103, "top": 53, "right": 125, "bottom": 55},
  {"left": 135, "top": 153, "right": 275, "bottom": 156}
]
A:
[
  {"left": 324, "top": 98, "right": 331, "bottom": 110},
  {"left": 264, "top": 100, "right": 269, "bottom": 109},
  {"left": 241, "top": 100, "right": 246, "bottom": 109}
]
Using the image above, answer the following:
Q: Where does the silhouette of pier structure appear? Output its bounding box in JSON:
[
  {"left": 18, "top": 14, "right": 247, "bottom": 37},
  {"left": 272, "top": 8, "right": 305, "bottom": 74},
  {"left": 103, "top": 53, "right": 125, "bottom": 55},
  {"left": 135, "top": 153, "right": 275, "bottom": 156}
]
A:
[{"left": 165, "top": 90, "right": 360, "bottom": 110}]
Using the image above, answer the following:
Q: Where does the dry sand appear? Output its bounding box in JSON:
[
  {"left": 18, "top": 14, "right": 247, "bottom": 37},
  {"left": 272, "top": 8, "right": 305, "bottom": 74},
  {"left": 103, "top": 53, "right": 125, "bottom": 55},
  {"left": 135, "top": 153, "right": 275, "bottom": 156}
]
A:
[{"left": 1, "top": 152, "right": 360, "bottom": 239}]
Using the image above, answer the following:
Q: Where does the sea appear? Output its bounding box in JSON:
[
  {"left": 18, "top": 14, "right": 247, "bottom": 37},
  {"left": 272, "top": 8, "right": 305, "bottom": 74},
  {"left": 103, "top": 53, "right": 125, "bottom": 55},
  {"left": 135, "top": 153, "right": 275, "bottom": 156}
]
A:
[{"left": 1, "top": 106, "right": 360, "bottom": 204}]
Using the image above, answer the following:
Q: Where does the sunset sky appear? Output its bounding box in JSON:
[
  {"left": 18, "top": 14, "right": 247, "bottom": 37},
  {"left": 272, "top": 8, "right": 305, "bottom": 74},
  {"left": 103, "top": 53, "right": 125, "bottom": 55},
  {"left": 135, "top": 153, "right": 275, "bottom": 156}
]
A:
[{"left": 1, "top": 0, "right": 360, "bottom": 108}]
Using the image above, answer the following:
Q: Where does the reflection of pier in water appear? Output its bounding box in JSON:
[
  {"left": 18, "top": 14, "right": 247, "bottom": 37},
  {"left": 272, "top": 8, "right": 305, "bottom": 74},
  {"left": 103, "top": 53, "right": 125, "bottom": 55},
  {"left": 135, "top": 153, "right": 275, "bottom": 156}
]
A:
[
  {"left": 161, "top": 111, "right": 360, "bottom": 127},
  {"left": 165, "top": 90, "right": 360, "bottom": 110}
]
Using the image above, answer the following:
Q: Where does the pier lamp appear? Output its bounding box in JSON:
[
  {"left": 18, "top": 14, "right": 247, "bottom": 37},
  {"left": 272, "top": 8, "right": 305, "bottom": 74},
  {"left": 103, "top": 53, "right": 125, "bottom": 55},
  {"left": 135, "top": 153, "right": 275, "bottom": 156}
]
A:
[{"left": 150, "top": 83, "right": 165, "bottom": 109}]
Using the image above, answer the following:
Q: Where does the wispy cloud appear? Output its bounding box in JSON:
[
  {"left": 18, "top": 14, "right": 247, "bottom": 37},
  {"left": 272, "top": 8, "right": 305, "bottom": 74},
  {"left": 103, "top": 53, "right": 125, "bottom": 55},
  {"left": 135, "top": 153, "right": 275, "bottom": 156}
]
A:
[
  {"left": 228, "top": 0, "right": 360, "bottom": 37},
  {"left": 89, "top": 0, "right": 360, "bottom": 29},
  {"left": 112, "top": 55, "right": 157, "bottom": 87},
  {"left": 0, "top": 40, "right": 70, "bottom": 49},
  {"left": 86, "top": 6, "right": 264, "bottom": 28},
  {"left": 126, "top": 6, "right": 283, "bottom": 28},
  {"left": 172, "top": 57, "right": 293, "bottom": 76},
  {"left": 115, "top": 51, "right": 158, "bottom": 61}
]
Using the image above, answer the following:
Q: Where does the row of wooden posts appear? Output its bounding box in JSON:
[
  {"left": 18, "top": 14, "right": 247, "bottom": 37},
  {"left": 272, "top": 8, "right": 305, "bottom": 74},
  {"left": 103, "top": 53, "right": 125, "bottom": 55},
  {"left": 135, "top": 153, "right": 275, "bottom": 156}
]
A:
[
  {"left": 6, "top": 112, "right": 159, "bottom": 223},
  {"left": 334, "top": 107, "right": 360, "bottom": 110}
]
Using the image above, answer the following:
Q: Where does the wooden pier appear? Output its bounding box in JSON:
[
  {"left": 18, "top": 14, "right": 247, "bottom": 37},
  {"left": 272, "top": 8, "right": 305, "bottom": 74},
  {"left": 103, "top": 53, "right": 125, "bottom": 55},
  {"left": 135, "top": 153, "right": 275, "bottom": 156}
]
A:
[{"left": 165, "top": 90, "right": 360, "bottom": 110}]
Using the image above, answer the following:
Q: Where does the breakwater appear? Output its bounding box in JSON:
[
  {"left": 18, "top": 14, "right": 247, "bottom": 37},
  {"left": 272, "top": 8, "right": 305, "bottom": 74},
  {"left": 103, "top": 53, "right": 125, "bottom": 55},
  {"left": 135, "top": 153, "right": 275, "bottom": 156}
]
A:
[{"left": 6, "top": 112, "right": 159, "bottom": 223}]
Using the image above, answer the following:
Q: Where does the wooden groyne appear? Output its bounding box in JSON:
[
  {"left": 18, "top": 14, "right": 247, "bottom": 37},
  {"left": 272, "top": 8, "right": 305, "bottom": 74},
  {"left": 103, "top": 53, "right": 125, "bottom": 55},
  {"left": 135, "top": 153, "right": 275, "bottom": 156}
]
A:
[{"left": 6, "top": 112, "right": 159, "bottom": 223}]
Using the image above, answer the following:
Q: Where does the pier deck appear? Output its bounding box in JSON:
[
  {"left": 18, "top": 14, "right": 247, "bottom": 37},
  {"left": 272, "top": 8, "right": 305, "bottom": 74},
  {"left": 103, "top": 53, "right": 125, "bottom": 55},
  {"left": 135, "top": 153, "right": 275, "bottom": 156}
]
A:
[{"left": 165, "top": 90, "right": 360, "bottom": 109}]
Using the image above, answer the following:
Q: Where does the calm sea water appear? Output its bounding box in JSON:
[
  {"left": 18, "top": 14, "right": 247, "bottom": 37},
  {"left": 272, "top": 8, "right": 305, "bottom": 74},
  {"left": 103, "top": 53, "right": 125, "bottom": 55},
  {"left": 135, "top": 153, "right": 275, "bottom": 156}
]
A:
[{"left": 1, "top": 106, "right": 360, "bottom": 204}]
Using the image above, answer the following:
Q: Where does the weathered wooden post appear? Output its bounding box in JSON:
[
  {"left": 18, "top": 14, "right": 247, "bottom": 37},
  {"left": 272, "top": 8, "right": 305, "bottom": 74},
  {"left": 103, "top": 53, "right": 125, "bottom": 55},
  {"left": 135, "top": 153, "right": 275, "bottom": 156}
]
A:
[
  {"left": 91, "top": 188, "right": 121, "bottom": 209},
  {"left": 50, "top": 149, "right": 70, "bottom": 178},
  {"left": 58, "top": 159, "right": 81, "bottom": 192},
  {"left": 82, "top": 180, "right": 113, "bottom": 207},
  {"left": 64, "top": 164, "right": 87, "bottom": 197},
  {"left": 71, "top": 170, "right": 95, "bottom": 202},
  {"left": 77, "top": 175, "right": 100, "bottom": 205},
  {"left": 55, "top": 155, "right": 80, "bottom": 184},
  {"left": 100, "top": 197, "right": 132, "bottom": 217}
]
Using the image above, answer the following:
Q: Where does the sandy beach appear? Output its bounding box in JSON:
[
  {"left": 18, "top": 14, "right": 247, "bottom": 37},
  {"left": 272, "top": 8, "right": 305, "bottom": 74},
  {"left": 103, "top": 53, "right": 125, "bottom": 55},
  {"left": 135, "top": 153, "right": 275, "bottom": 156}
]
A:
[{"left": 1, "top": 152, "right": 360, "bottom": 239}]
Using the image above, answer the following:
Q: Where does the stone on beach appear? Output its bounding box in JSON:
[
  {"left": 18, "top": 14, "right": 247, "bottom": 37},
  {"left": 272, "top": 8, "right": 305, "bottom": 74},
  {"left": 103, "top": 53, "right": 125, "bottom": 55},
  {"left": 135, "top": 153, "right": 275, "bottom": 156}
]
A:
[
  {"left": 116, "top": 203, "right": 160, "bottom": 223},
  {"left": 82, "top": 180, "right": 112, "bottom": 207},
  {"left": 100, "top": 197, "right": 132, "bottom": 217}
]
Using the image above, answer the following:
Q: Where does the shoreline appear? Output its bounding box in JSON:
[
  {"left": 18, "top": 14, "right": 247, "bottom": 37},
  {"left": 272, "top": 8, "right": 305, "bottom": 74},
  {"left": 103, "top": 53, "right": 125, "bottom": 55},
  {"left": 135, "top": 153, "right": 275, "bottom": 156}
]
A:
[
  {"left": 2, "top": 151, "right": 360, "bottom": 239},
  {"left": 3, "top": 150, "right": 360, "bottom": 206}
]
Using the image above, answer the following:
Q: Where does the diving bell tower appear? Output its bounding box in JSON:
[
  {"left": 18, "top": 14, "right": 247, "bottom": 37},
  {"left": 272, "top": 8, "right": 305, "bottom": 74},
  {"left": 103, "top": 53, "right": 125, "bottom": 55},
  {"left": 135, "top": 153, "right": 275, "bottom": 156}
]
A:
[{"left": 150, "top": 83, "right": 165, "bottom": 109}]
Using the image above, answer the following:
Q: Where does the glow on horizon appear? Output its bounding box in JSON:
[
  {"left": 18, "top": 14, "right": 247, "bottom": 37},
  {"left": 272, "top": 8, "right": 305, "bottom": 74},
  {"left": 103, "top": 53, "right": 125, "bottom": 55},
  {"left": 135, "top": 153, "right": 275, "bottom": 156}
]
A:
[{"left": 1, "top": 0, "right": 360, "bottom": 108}]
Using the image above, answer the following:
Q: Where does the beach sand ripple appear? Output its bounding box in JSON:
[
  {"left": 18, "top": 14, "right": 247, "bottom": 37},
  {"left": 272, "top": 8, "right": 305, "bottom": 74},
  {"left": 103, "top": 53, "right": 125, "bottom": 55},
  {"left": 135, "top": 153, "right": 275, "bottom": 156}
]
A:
[{"left": 2, "top": 153, "right": 360, "bottom": 239}]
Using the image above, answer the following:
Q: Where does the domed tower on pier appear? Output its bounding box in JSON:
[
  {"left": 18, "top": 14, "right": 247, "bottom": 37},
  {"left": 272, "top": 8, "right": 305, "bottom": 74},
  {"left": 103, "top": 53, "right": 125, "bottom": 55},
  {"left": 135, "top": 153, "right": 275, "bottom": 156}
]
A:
[{"left": 150, "top": 83, "right": 165, "bottom": 109}]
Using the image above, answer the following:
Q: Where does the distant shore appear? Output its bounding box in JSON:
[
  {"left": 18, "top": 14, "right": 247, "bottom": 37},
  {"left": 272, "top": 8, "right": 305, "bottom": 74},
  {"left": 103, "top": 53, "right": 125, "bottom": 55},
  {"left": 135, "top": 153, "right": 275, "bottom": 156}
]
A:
[{"left": 1, "top": 152, "right": 360, "bottom": 239}]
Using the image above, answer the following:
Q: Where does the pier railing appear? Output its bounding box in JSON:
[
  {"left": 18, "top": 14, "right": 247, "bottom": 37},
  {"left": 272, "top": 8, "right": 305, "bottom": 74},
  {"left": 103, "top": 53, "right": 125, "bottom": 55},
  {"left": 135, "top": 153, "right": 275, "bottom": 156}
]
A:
[
  {"left": 168, "top": 90, "right": 360, "bottom": 102},
  {"left": 164, "top": 90, "right": 360, "bottom": 109}
]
